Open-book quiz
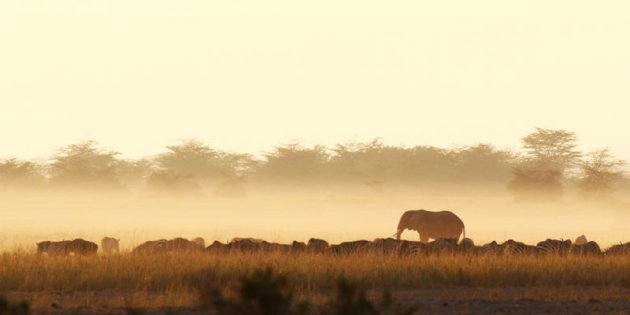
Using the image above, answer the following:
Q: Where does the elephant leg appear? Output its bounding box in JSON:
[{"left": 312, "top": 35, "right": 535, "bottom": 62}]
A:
[{"left": 419, "top": 233, "right": 429, "bottom": 244}]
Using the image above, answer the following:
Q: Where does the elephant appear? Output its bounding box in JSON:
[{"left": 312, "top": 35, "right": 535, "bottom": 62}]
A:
[{"left": 395, "top": 209, "right": 465, "bottom": 243}]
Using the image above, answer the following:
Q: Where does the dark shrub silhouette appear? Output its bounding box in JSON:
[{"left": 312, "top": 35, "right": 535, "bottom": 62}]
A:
[
  {"left": 199, "top": 267, "right": 304, "bottom": 315},
  {"left": 197, "top": 268, "right": 416, "bottom": 315},
  {"left": 0, "top": 296, "right": 29, "bottom": 315}
]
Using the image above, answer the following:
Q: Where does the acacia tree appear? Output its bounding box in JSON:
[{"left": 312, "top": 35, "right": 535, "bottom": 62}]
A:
[
  {"left": 329, "top": 139, "right": 383, "bottom": 182},
  {"left": 521, "top": 128, "right": 581, "bottom": 171},
  {"left": 508, "top": 128, "right": 581, "bottom": 200},
  {"left": 329, "top": 139, "right": 455, "bottom": 184},
  {"left": 0, "top": 158, "right": 45, "bottom": 188},
  {"left": 155, "top": 139, "right": 251, "bottom": 179},
  {"left": 151, "top": 139, "right": 253, "bottom": 194},
  {"left": 578, "top": 149, "right": 625, "bottom": 199},
  {"left": 49, "top": 141, "right": 122, "bottom": 189},
  {"left": 452, "top": 144, "right": 514, "bottom": 183},
  {"left": 253, "top": 142, "right": 330, "bottom": 183}
]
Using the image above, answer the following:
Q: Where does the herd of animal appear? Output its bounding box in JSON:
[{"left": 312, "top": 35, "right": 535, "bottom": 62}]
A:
[
  {"left": 33, "top": 209, "right": 630, "bottom": 257},
  {"left": 35, "top": 235, "right": 630, "bottom": 257}
]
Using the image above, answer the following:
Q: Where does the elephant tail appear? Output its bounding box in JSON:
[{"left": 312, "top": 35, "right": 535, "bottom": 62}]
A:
[{"left": 462, "top": 225, "right": 466, "bottom": 240}]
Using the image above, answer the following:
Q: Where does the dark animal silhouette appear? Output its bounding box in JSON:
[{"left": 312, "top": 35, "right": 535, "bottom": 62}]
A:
[
  {"left": 458, "top": 237, "right": 476, "bottom": 254},
  {"left": 132, "top": 239, "right": 168, "bottom": 255},
  {"left": 480, "top": 241, "right": 500, "bottom": 255},
  {"left": 570, "top": 241, "right": 602, "bottom": 256},
  {"left": 228, "top": 238, "right": 271, "bottom": 252},
  {"left": 307, "top": 238, "right": 329, "bottom": 253},
  {"left": 132, "top": 238, "right": 204, "bottom": 254},
  {"left": 37, "top": 239, "right": 98, "bottom": 256},
  {"left": 206, "top": 240, "right": 229, "bottom": 254},
  {"left": 231, "top": 237, "right": 264, "bottom": 243},
  {"left": 605, "top": 242, "right": 630, "bottom": 256},
  {"left": 426, "top": 238, "right": 458, "bottom": 255},
  {"left": 291, "top": 241, "right": 307, "bottom": 253},
  {"left": 395, "top": 240, "right": 426, "bottom": 256},
  {"left": 72, "top": 238, "right": 98, "bottom": 255},
  {"left": 37, "top": 241, "right": 70, "bottom": 256},
  {"left": 373, "top": 238, "right": 400, "bottom": 254},
  {"left": 501, "top": 239, "right": 539, "bottom": 256},
  {"left": 101, "top": 237, "right": 120, "bottom": 255},
  {"left": 396, "top": 210, "right": 465, "bottom": 243},
  {"left": 192, "top": 237, "right": 205, "bottom": 248},
  {"left": 536, "top": 239, "right": 572, "bottom": 256},
  {"left": 330, "top": 240, "right": 373, "bottom": 255},
  {"left": 574, "top": 235, "right": 588, "bottom": 246}
]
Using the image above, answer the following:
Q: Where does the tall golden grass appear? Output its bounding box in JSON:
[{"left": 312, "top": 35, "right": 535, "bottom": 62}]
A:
[{"left": 1, "top": 251, "right": 630, "bottom": 293}]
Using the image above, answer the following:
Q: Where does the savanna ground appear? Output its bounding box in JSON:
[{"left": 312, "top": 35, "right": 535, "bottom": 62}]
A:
[{"left": 1, "top": 187, "right": 630, "bottom": 314}]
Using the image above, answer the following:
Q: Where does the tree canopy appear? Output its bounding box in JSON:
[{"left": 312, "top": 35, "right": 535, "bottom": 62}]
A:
[
  {"left": 578, "top": 148, "right": 625, "bottom": 199},
  {"left": 0, "top": 130, "right": 626, "bottom": 199},
  {"left": 49, "top": 141, "right": 121, "bottom": 188},
  {"left": 0, "top": 158, "right": 44, "bottom": 188},
  {"left": 509, "top": 128, "right": 582, "bottom": 200},
  {"left": 155, "top": 139, "right": 252, "bottom": 181},
  {"left": 521, "top": 128, "right": 580, "bottom": 172}
]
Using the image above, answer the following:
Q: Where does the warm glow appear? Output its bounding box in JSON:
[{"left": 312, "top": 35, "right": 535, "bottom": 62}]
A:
[{"left": 0, "top": 1, "right": 629, "bottom": 160}]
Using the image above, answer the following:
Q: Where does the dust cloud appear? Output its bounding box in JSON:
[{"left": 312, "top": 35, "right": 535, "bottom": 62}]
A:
[{"left": 1, "top": 184, "right": 628, "bottom": 252}]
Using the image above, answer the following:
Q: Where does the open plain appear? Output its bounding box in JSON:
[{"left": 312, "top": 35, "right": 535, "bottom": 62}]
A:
[
  {"left": 3, "top": 247, "right": 630, "bottom": 314},
  {"left": 2, "top": 190, "right": 630, "bottom": 314}
]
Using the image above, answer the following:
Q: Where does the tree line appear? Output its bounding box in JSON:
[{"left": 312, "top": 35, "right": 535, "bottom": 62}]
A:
[{"left": 0, "top": 128, "right": 626, "bottom": 200}]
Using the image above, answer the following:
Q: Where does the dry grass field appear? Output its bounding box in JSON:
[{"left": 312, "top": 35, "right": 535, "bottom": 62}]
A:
[
  {"left": 2, "top": 190, "right": 630, "bottom": 313},
  {"left": 2, "top": 251, "right": 630, "bottom": 314}
]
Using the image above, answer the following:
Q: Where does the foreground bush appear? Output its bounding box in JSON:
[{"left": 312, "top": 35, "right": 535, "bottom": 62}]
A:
[{"left": 199, "top": 267, "right": 416, "bottom": 315}]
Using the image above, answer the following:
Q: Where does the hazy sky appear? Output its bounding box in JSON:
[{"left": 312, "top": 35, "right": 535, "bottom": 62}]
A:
[{"left": 1, "top": 1, "right": 629, "bottom": 160}]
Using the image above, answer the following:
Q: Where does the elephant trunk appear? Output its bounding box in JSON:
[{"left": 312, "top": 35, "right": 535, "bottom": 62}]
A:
[
  {"left": 396, "top": 217, "right": 409, "bottom": 241},
  {"left": 395, "top": 211, "right": 419, "bottom": 241}
]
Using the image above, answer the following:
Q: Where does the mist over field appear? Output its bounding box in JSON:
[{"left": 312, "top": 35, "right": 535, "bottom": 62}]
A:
[
  {"left": 2, "top": 129, "right": 629, "bottom": 252},
  {"left": 1, "top": 188, "right": 629, "bottom": 252}
]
